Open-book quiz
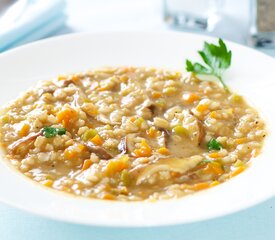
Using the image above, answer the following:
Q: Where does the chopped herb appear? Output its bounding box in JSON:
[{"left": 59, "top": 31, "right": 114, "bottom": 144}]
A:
[
  {"left": 42, "top": 127, "right": 66, "bottom": 138},
  {"left": 81, "top": 129, "right": 98, "bottom": 141},
  {"left": 207, "top": 139, "right": 222, "bottom": 151},
  {"left": 186, "top": 38, "right": 232, "bottom": 92},
  {"left": 120, "top": 169, "right": 131, "bottom": 186},
  {"left": 57, "top": 128, "right": 66, "bottom": 135},
  {"left": 172, "top": 125, "right": 188, "bottom": 135}
]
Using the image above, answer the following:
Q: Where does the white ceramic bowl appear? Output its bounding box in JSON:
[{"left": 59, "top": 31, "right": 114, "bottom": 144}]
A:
[{"left": 0, "top": 32, "right": 274, "bottom": 227}]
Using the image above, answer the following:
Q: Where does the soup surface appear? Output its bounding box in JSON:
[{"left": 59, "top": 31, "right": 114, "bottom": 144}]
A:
[{"left": 0, "top": 67, "right": 266, "bottom": 201}]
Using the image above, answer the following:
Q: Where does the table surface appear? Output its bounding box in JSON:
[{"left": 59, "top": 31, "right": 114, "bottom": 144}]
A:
[{"left": 1, "top": 0, "right": 275, "bottom": 239}]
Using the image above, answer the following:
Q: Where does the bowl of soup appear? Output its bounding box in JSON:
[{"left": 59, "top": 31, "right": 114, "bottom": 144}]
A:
[{"left": 0, "top": 32, "right": 274, "bottom": 226}]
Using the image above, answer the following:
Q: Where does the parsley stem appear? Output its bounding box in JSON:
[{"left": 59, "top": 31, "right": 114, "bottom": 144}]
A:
[{"left": 217, "top": 76, "right": 230, "bottom": 93}]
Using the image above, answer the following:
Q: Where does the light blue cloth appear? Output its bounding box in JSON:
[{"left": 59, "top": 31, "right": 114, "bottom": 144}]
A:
[
  {"left": 0, "top": 196, "right": 275, "bottom": 240},
  {"left": 0, "top": 0, "right": 66, "bottom": 52}
]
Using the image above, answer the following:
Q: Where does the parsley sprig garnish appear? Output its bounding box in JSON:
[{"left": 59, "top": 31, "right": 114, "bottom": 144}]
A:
[
  {"left": 186, "top": 38, "right": 232, "bottom": 92},
  {"left": 42, "top": 127, "right": 66, "bottom": 138}
]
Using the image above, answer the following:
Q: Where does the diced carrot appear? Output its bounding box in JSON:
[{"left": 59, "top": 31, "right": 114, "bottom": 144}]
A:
[
  {"left": 64, "top": 143, "right": 85, "bottom": 160},
  {"left": 64, "top": 148, "right": 78, "bottom": 160},
  {"left": 141, "top": 140, "right": 151, "bottom": 149},
  {"left": 82, "top": 129, "right": 98, "bottom": 141},
  {"left": 171, "top": 172, "right": 181, "bottom": 178},
  {"left": 152, "top": 91, "right": 162, "bottom": 99},
  {"left": 157, "top": 147, "right": 170, "bottom": 155},
  {"left": 210, "top": 163, "right": 224, "bottom": 175},
  {"left": 205, "top": 162, "right": 224, "bottom": 175},
  {"left": 86, "top": 122, "right": 94, "bottom": 128},
  {"left": 146, "top": 127, "right": 157, "bottom": 138},
  {"left": 196, "top": 104, "right": 208, "bottom": 113},
  {"left": 183, "top": 93, "right": 200, "bottom": 103},
  {"left": 134, "top": 148, "right": 152, "bottom": 158},
  {"left": 235, "top": 137, "right": 247, "bottom": 144},
  {"left": 231, "top": 166, "right": 245, "bottom": 177},
  {"left": 190, "top": 182, "right": 209, "bottom": 191},
  {"left": 133, "top": 140, "right": 152, "bottom": 157},
  {"left": 41, "top": 179, "right": 53, "bottom": 187},
  {"left": 208, "top": 152, "right": 221, "bottom": 158},
  {"left": 18, "top": 123, "right": 30, "bottom": 137},
  {"left": 76, "top": 144, "right": 86, "bottom": 152},
  {"left": 101, "top": 193, "right": 116, "bottom": 200},
  {"left": 82, "top": 159, "right": 93, "bottom": 171},
  {"left": 129, "top": 116, "right": 137, "bottom": 123},
  {"left": 105, "top": 155, "right": 129, "bottom": 176},
  {"left": 209, "top": 180, "right": 220, "bottom": 187},
  {"left": 91, "top": 134, "right": 104, "bottom": 146},
  {"left": 57, "top": 107, "right": 77, "bottom": 127}
]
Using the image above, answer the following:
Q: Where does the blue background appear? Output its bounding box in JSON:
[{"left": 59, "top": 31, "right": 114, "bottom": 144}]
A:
[{"left": 1, "top": 196, "right": 274, "bottom": 240}]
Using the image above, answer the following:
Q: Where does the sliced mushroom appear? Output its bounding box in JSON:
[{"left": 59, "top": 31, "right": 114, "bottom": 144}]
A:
[
  {"left": 60, "top": 79, "right": 74, "bottom": 87},
  {"left": 196, "top": 120, "right": 205, "bottom": 146},
  {"left": 118, "top": 137, "right": 127, "bottom": 154},
  {"left": 81, "top": 141, "right": 113, "bottom": 160},
  {"left": 125, "top": 133, "right": 137, "bottom": 156},
  {"left": 139, "top": 104, "right": 157, "bottom": 119},
  {"left": 8, "top": 130, "right": 43, "bottom": 153},
  {"left": 136, "top": 155, "right": 203, "bottom": 185},
  {"left": 183, "top": 110, "right": 205, "bottom": 146},
  {"left": 58, "top": 77, "right": 82, "bottom": 88},
  {"left": 136, "top": 100, "right": 157, "bottom": 119},
  {"left": 148, "top": 104, "right": 156, "bottom": 115},
  {"left": 95, "top": 114, "right": 120, "bottom": 125},
  {"left": 72, "top": 92, "right": 81, "bottom": 108},
  {"left": 158, "top": 128, "right": 170, "bottom": 147},
  {"left": 38, "top": 88, "right": 55, "bottom": 97}
]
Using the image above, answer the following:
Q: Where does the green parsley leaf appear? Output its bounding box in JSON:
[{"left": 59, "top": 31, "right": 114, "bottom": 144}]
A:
[
  {"left": 57, "top": 128, "right": 66, "bottom": 135},
  {"left": 207, "top": 139, "right": 222, "bottom": 151},
  {"left": 186, "top": 60, "right": 212, "bottom": 75},
  {"left": 42, "top": 127, "right": 66, "bottom": 138},
  {"left": 186, "top": 38, "right": 232, "bottom": 92}
]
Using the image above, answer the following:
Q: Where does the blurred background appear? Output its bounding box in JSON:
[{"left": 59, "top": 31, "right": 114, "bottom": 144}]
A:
[{"left": 1, "top": 0, "right": 275, "bottom": 55}]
